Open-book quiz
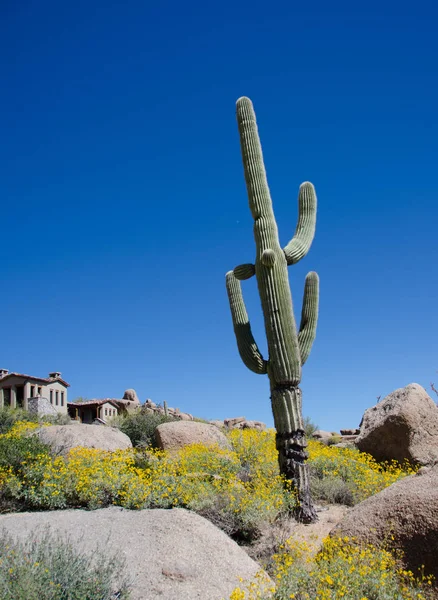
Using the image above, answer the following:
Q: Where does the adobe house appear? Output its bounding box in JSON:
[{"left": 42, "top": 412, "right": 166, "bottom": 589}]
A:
[
  {"left": 67, "top": 399, "right": 120, "bottom": 424},
  {"left": 68, "top": 390, "right": 141, "bottom": 424},
  {"left": 0, "top": 369, "right": 69, "bottom": 414}
]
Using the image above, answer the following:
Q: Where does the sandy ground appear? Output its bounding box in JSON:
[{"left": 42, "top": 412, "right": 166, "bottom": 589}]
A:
[
  {"left": 290, "top": 504, "right": 350, "bottom": 551},
  {"left": 245, "top": 504, "right": 350, "bottom": 564}
]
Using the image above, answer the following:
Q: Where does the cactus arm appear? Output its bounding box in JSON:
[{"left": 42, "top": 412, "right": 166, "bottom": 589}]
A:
[
  {"left": 226, "top": 271, "right": 268, "bottom": 374},
  {"left": 233, "top": 263, "right": 256, "bottom": 280},
  {"left": 283, "top": 182, "right": 317, "bottom": 266},
  {"left": 298, "top": 271, "right": 319, "bottom": 365}
]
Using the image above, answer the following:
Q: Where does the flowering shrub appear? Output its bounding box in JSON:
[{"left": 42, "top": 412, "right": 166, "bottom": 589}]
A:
[
  {"left": 0, "top": 408, "right": 38, "bottom": 434},
  {"left": 0, "top": 425, "right": 417, "bottom": 540},
  {"left": 228, "top": 429, "right": 280, "bottom": 480},
  {"left": 0, "top": 422, "right": 52, "bottom": 511},
  {"left": 230, "top": 536, "right": 435, "bottom": 599},
  {"left": 0, "top": 420, "right": 433, "bottom": 597},
  {"left": 0, "top": 408, "right": 70, "bottom": 435},
  {"left": 1, "top": 420, "right": 41, "bottom": 439},
  {"left": 0, "top": 426, "right": 294, "bottom": 538},
  {"left": 307, "top": 440, "right": 418, "bottom": 504},
  {"left": 176, "top": 438, "right": 291, "bottom": 541}
]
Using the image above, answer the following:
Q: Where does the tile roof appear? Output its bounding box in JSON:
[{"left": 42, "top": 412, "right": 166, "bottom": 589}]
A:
[
  {"left": 67, "top": 398, "right": 123, "bottom": 408},
  {"left": 0, "top": 373, "right": 70, "bottom": 387}
]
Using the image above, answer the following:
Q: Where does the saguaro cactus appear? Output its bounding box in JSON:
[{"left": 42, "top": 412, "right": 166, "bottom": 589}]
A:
[{"left": 226, "top": 97, "right": 319, "bottom": 523}]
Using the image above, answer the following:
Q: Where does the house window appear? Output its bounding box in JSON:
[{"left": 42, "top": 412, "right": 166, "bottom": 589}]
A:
[
  {"left": 55, "top": 391, "right": 59, "bottom": 405},
  {"left": 50, "top": 390, "right": 53, "bottom": 404},
  {"left": 16, "top": 386, "right": 24, "bottom": 407},
  {"left": 3, "top": 388, "right": 11, "bottom": 406},
  {"left": 105, "top": 408, "right": 108, "bottom": 416},
  {"left": 30, "top": 385, "right": 35, "bottom": 397},
  {"left": 61, "top": 392, "right": 64, "bottom": 406},
  {"left": 37, "top": 387, "right": 42, "bottom": 396}
]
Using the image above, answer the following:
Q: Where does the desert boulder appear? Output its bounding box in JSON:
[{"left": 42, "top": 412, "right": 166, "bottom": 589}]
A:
[
  {"left": 30, "top": 424, "right": 132, "bottom": 456},
  {"left": 355, "top": 383, "right": 438, "bottom": 465},
  {"left": 332, "top": 464, "right": 438, "bottom": 582},
  {"left": 155, "top": 421, "right": 232, "bottom": 452},
  {"left": 0, "top": 507, "right": 269, "bottom": 600}
]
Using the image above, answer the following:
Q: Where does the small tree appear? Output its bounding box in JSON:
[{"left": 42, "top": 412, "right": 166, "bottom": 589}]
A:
[
  {"left": 303, "top": 416, "right": 319, "bottom": 439},
  {"left": 115, "top": 410, "right": 175, "bottom": 448}
]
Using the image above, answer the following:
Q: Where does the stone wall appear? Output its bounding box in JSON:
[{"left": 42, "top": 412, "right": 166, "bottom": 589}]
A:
[{"left": 27, "top": 397, "right": 58, "bottom": 417}]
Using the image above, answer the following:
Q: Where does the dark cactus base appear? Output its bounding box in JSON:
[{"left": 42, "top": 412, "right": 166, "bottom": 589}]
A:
[
  {"left": 270, "top": 385, "right": 318, "bottom": 524},
  {"left": 276, "top": 430, "right": 318, "bottom": 524}
]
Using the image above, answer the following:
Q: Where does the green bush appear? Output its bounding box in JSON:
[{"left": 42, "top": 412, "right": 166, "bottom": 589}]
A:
[
  {"left": 0, "top": 528, "right": 131, "bottom": 599},
  {"left": 0, "top": 434, "right": 50, "bottom": 473},
  {"left": 194, "top": 491, "right": 263, "bottom": 544},
  {"left": 115, "top": 410, "right": 176, "bottom": 448},
  {"left": 0, "top": 407, "right": 36, "bottom": 434},
  {"left": 0, "top": 407, "right": 71, "bottom": 435},
  {"left": 310, "top": 475, "right": 355, "bottom": 506},
  {"left": 40, "top": 413, "right": 72, "bottom": 426}
]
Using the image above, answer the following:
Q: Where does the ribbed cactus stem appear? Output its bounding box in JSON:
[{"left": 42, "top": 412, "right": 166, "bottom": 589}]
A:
[
  {"left": 284, "top": 183, "right": 317, "bottom": 266},
  {"left": 236, "top": 97, "right": 276, "bottom": 222},
  {"left": 298, "top": 271, "right": 319, "bottom": 365},
  {"left": 226, "top": 271, "right": 267, "bottom": 375},
  {"left": 226, "top": 97, "right": 319, "bottom": 523},
  {"left": 163, "top": 400, "right": 168, "bottom": 417}
]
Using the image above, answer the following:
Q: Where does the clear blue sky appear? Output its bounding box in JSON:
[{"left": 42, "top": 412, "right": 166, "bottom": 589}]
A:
[{"left": 1, "top": 0, "right": 437, "bottom": 431}]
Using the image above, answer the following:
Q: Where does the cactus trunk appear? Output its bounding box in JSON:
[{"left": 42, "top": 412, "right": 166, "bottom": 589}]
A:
[
  {"left": 226, "top": 97, "right": 319, "bottom": 523},
  {"left": 271, "top": 385, "right": 316, "bottom": 523}
]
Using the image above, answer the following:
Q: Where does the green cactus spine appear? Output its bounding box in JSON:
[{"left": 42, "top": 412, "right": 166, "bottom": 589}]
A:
[{"left": 226, "top": 97, "right": 319, "bottom": 523}]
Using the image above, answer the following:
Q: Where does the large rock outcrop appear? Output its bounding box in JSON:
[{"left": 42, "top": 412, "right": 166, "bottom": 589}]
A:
[
  {"left": 31, "top": 424, "right": 132, "bottom": 456},
  {"left": 332, "top": 464, "right": 438, "bottom": 582},
  {"left": 142, "top": 399, "right": 193, "bottom": 421},
  {"left": 312, "top": 430, "right": 334, "bottom": 444},
  {"left": 155, "top": 421, "right": 231, "bottom": 452},
  {"left": 122, "top": 388, "right": 141, "bottom": 404},
  {"left": 116, "top": 388, "right": 142, "bottom": 413},
  {"left": 213, "top": 417, "right": 267, "bottom": 431},
  {"left": 0, "top": 507, "right": 268, "bottom": 600},
  {"left": 355, "top": 383, "right": 438, "bottom": 465}
]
